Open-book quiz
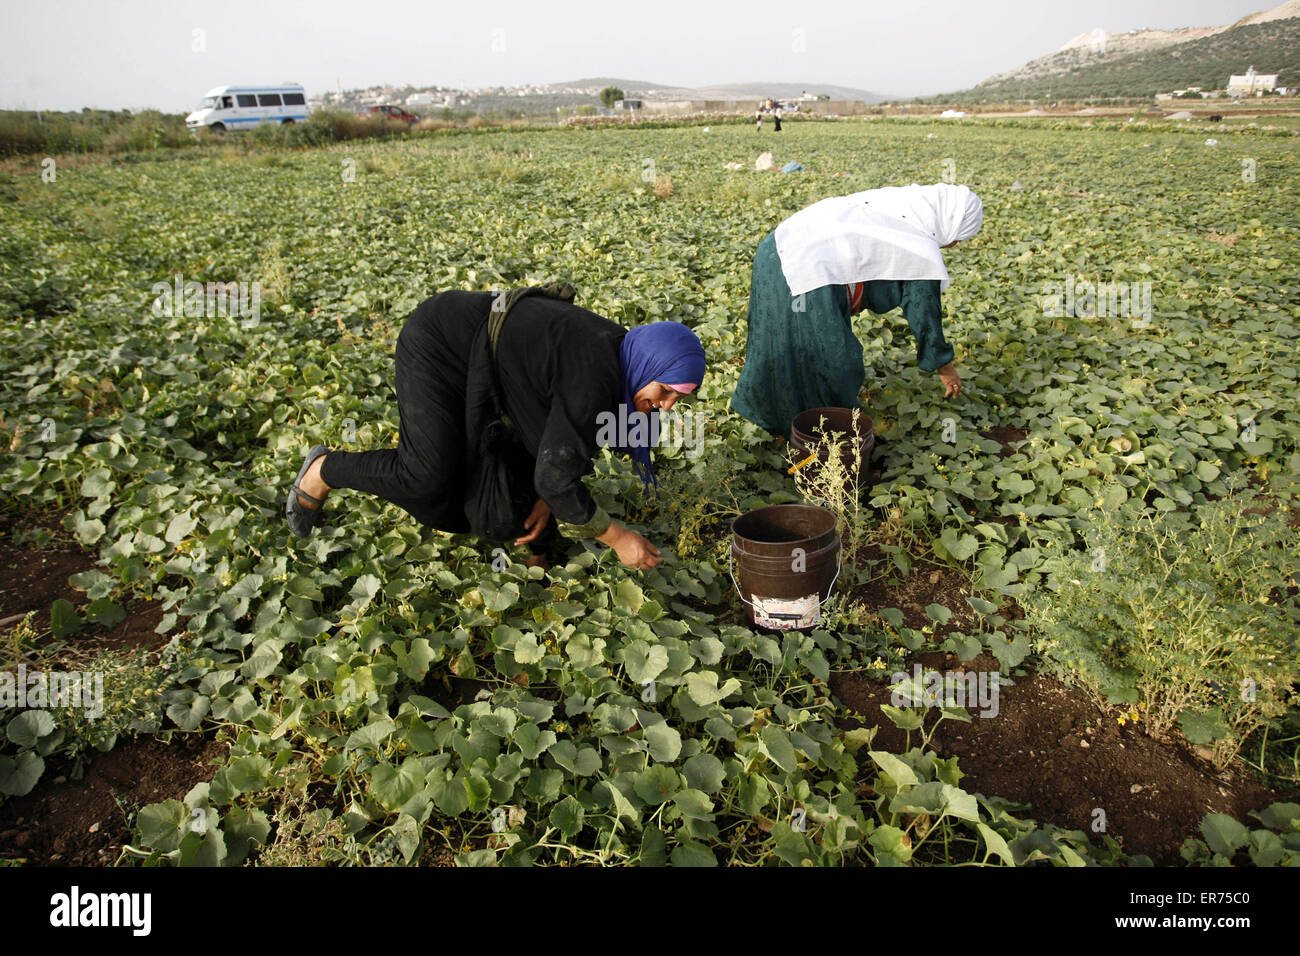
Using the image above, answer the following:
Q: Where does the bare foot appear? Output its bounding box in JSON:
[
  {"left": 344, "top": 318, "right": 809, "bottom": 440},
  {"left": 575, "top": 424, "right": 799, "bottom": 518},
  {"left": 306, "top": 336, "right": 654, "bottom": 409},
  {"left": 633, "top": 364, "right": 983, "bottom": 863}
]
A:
[
  {"left": 297, "top": 454, "right": 332, "bottom": 510},
  {"left": 523, "top": 554, "right": 548, "bottom": 570}
]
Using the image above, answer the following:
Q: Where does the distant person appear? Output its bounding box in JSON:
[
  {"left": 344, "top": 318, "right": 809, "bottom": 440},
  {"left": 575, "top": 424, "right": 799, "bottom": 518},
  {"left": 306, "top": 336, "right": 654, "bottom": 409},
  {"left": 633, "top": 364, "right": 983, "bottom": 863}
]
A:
[
  {"left": 755, "top": 106, "right": 763, "bottom": 132},
  {"left": 774, "top": 105, "right": 783, "bottom": 132},
  {"left": 731, "top": 183, "right": 984, "bottom": 439},
  {"left": 285, "top": 287, "right": 706, "bottom": 571}
]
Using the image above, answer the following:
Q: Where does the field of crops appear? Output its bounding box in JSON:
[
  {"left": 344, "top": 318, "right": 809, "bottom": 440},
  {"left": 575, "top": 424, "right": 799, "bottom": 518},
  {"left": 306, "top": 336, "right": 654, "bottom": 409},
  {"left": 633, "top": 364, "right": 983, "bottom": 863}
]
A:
[{"left": 1, "top": 117, "right": 1298, "bottom": 867}]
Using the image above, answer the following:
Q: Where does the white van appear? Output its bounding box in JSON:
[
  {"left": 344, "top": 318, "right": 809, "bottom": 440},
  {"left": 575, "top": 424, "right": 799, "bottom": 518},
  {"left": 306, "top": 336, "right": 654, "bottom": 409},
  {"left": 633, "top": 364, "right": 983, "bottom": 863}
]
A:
[{"left": 185, "top": 84, "right": 310, "bottom": 134}]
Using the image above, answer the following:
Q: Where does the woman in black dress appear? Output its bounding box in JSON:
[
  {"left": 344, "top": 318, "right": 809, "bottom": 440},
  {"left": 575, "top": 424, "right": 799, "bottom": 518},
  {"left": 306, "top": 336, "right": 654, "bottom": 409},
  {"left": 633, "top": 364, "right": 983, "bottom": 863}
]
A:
[{"left": 285, "top": 287, "right": 707, "bottom": 571}]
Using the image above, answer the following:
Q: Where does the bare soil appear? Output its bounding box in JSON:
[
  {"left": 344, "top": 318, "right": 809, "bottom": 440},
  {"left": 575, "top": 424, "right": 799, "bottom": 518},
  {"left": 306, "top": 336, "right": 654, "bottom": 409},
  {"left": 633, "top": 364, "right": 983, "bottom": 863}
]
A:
[
  {"left": 0, "top": 507, "right": 213, "bottom": 866},
  {"left": 980, "top": 425, "right": 1030, "bottom": 458},
  {"left": 842, "top": 537, "right": 1023, "bottom": 639},
  {"left": 0, "top": 507, "right": 174, "bottom": 655},
  {"left": 831, "top": 651, "right": 1293, "bottom": 862},
  {"left": 0, "top": 734, "right": 227, "bottom": 864}
]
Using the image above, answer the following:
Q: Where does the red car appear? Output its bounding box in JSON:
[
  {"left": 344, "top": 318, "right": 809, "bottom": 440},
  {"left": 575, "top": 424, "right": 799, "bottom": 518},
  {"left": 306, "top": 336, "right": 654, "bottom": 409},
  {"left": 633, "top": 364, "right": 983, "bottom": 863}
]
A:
[{"left": 367, "top": 104, "right": 419, "bottom": 125}]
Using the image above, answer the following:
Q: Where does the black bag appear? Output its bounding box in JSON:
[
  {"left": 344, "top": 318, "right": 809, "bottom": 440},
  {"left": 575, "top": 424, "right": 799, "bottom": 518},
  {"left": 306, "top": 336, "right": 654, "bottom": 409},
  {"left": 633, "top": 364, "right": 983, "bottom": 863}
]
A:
[{"left": 463, "top": 283, "right": 576, "bottom": 541}]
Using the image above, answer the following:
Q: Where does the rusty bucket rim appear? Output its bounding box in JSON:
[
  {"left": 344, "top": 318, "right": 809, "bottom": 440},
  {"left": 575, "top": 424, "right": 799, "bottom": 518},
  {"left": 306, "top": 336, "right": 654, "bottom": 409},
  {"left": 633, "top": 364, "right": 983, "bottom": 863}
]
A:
[
  {"left": 790, "top": 406, "right": 875, "bottom": 438},
  {"left": 730, "top": 502, "right": 838, "bottom": 542},
  {"left": 731, "top": 503, "right": 838, "bottom": 556}
]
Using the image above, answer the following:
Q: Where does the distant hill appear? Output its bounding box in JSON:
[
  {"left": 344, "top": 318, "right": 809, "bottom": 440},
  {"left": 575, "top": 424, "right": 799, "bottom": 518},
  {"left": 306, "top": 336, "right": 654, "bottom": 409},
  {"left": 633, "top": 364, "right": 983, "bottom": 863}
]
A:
[
  {"left": 557, "top": 77, "right": 886, "bottom": 102},
  {"left": 563, "top": 77, "right": 680, "bottom": 92},
  {"left": 933, "top": 1, "right": 1300, "bottom": 102},
  {"left": 706, "top": 82, "right": 885, "bottom": 102}
]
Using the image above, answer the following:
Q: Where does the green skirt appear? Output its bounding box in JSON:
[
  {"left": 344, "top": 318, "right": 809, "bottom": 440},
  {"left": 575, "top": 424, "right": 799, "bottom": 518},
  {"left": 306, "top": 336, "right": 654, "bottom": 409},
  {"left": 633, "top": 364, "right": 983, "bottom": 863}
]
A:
[{"left": 730, "top": 231, "right": 864, "bottom": 438}]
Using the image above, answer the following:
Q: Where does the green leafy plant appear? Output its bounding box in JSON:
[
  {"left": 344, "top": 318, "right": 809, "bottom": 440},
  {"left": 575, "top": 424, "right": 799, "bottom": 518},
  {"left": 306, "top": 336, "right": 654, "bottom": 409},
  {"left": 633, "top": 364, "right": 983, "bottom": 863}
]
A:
[
  {"left": 1025, "top": 487, "right": 1300, "bottom": 768},
  {"left": 789, "top": 409, "right": 872, "bottom": 578},
  {"left": 1180, "top": 802, "right": 1300, "bottom": 866},
  {"left": 1, "top": 639, "right": 204, "bottom": 799}
]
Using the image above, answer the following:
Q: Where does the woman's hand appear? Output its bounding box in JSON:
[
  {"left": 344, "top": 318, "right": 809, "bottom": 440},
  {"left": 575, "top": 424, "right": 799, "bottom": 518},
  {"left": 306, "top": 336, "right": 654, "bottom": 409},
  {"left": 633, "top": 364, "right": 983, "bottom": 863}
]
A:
[
  {"left": 937, "top": 362, "right": 962, "bottom": 398},
  {"left": 597, "top": 520, "right": 662, "bottom": 570},
  {"left": 513, "top": 498, "right": 552, "bottom": 546}
]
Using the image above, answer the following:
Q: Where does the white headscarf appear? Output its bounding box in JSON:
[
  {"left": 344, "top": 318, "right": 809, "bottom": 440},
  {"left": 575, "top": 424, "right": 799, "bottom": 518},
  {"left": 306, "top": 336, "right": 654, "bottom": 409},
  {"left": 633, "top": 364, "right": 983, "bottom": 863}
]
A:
[{"left": 774, "top": 183, "right": 984, "bottom": 296}]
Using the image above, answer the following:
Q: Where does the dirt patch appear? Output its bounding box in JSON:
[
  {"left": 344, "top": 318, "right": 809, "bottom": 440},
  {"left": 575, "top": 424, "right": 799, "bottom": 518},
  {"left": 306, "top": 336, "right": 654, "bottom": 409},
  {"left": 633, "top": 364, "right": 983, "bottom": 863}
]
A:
[
  {"left": 844, "top": 544, "right": 993, "bottom": 637},
  {"left": 0, "top": 509, "right": 175, "bottom": 655},
  {"left": 426, "top": 671, "right": 562, "bottom": 711},
  {"left": 1237, "top": 483, "right": 1300, "bottom": 530},
  {"left": 91, "top": 598, "right": 172, "bottom": 652},
  {"left": 831, "top": 652, "right": 1289, "bottom": 862},
  {"left": 426, "top": 674, "right": 497, "bottom": 710},
  {"left": 0, "top": 505, "right": 75, "bottom": 542},
  {"left": 980, "top": 426, "right": 1029, "bottom": 458},
  {"left": 0, "top": 734, "right": 227, "bottom": 865},
  {"left": 0, "top": 543, "right": 90, "bottom": 631},
  {"left": 0, "top": 509, "right": 199, "bottom": 866},
  {"left": 420, "top": 843, "right": 458, "bottom": 866}
]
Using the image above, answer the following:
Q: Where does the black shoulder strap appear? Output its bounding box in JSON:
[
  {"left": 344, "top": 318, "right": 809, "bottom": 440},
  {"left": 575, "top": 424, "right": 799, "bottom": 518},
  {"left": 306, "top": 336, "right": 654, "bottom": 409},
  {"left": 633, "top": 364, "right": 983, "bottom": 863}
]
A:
[
  {"left": 482, "top": 282, "right": 578, "bottom": 432},
  {"left": 487, "top": 282, "right": 577, "bottom": 363}
]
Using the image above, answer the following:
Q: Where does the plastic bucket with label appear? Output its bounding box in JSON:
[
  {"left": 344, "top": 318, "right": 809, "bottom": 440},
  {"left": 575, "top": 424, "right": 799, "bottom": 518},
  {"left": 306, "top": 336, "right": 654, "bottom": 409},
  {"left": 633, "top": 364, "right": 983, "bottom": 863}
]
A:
[
  {"left": 789, "top": 407, "right": 874, "bottom": 484},
  {"left": 729, "top": 504, "right": 841, "bottom": 631}
]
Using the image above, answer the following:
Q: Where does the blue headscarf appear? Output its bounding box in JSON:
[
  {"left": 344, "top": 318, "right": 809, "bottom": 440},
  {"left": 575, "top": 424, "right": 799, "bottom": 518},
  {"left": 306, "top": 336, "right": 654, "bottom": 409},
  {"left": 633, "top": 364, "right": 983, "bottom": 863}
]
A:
[{"left": 617, "top": 321, "right": 707, "bottom": 489}]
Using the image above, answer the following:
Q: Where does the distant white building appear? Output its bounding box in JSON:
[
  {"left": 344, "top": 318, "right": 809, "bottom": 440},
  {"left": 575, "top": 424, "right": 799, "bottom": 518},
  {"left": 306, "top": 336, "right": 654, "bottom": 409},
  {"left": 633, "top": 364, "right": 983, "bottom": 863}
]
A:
[{"left": 1228, "top": 66, "right": 1278, "bottom": 95}]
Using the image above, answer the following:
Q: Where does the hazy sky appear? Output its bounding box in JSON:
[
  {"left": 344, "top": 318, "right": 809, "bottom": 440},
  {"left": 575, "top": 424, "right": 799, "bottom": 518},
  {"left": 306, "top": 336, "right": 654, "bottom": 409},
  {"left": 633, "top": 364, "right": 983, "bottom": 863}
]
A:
[{"left": 0, "top": 0, "right": 1279, "bottom": 111}]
